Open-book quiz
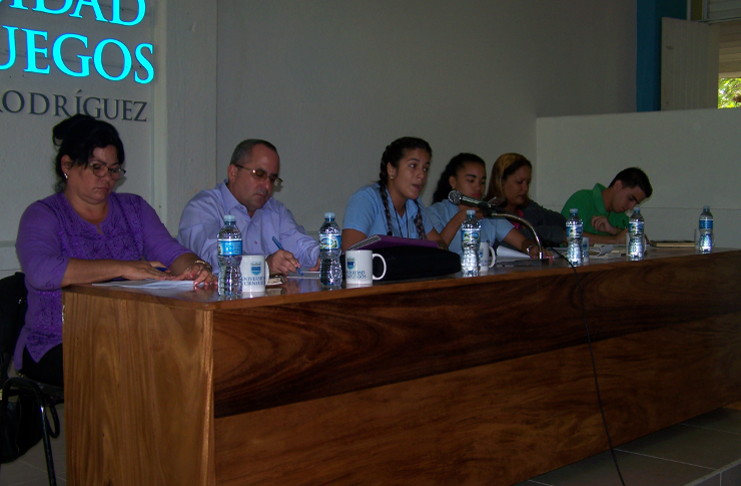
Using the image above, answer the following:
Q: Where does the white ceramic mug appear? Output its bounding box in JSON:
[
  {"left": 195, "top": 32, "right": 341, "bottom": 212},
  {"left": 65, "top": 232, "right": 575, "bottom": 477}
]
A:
[
  {"left": 345, "top": 250, "right": 387, "bottom": 286},
  {"left": 240, "top": 254, "right": 267, "bottom": 295},
  {"left": 478, "top": 240, "right": 496, "bottom": 273}
]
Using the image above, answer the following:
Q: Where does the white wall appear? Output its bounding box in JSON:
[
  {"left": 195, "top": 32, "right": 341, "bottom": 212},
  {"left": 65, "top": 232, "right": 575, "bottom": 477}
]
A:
[
  {"left": 535, "top": 108, "right": 741, "bottom": 247},
  {"left": 215, "top": 0, "right": 637, "bottom": 230},
  {"left": 151, "top": 0, "right": 218, "bottom": 230}
]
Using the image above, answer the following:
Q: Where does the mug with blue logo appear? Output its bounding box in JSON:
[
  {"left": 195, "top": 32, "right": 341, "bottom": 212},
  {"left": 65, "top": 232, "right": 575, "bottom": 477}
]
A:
[
  {"left": 345, "top": 249, "right": 387, "bottom": 286},
  {"left": 239, "top": 254, "right": 267, "bottom": 295}
]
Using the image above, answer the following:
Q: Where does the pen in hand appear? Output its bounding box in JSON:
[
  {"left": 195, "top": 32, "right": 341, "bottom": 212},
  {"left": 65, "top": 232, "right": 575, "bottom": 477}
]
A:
[{"left": 271, "top": 236, "right": 303, "bottom": 275}]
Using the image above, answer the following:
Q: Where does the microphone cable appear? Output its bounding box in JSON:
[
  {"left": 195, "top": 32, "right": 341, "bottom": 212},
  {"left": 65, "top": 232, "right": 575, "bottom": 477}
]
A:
[{"left": 549, "top": 246, "right": 627, "bottom": 486}]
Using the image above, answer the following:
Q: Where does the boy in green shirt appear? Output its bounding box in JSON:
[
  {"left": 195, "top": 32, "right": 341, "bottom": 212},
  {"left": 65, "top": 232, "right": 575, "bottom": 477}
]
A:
[{"left": 561, "top": 167, "right": 653, "bottom": 245}]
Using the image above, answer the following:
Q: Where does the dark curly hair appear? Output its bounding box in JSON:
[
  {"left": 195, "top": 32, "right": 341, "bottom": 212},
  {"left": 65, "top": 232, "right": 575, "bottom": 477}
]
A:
[{"left": 52, "top": 114, "right": 125, "bottom": 192}]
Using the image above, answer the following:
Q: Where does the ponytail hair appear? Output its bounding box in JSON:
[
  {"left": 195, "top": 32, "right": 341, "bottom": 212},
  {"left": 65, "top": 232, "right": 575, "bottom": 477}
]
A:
[{"left": 431, "top": 153, "right": 485, "bottom": 203}]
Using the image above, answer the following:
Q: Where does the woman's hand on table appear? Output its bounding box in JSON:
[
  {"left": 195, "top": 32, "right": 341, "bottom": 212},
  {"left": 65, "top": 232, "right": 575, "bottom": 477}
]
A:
[
  {"left": 175, "top": 259, "right": 217, "bottom": 288},
  {"left": 119, "top": 260, "right": 176, "bottom": 281}
]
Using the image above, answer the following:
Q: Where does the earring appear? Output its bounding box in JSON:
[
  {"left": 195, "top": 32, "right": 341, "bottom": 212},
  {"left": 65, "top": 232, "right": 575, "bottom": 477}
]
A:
[{"left": 63, "top": 173, "right": 68, "bottom": 180}]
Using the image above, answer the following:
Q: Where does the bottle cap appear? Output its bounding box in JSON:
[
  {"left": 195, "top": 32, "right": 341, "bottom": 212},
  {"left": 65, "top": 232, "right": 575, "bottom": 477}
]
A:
[
  {"left": 324, "top": 212, "right": 335, "bottom": 220},
  {"left": 466, "top": 209, "right": 475, "bottom": 217},
  {"left": 633, "top": 206, "right": 640, "bottom": 213},
  {"left": 223, "top": 214, "right": 236, "bottom": 223},
  {"left": 570, "top": 208, "right": 578, "bottom": 215}
]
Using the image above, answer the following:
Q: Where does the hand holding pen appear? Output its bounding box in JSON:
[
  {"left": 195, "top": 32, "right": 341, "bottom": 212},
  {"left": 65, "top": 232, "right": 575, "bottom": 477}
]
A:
[{"left": 270, "top": 236, "right": 304, "bottom": 276}]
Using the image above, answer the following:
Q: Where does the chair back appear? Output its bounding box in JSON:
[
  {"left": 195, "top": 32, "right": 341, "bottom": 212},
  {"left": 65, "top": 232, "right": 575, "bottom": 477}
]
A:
[{"left": 0, "top": 273, "right": 27, "bottom": 384}]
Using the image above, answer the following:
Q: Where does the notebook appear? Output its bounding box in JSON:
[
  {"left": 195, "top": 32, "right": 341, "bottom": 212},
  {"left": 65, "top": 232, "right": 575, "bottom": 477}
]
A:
[{"left": 347, "top": 234, "right": 438, "bottom": 251}]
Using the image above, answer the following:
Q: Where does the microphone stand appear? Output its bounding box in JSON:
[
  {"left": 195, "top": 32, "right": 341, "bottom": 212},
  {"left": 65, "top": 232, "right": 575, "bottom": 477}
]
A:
[
  {"left": 483, "top": 209, "right": 544, "bottom": 260},
  {"left": 446, "top": 191, "right": 544, "bottom": 260}
]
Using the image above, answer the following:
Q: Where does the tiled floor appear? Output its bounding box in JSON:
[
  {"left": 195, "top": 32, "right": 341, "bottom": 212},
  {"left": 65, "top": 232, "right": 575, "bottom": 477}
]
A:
[
  {"left": 0, "top": 404, "right": 66, "bottom": 486},
  {"left": 0, "top": 406, "right": 740, "bottom": 485},
  {"left": 519, "top": 408, "right": 741, "bottom": 486}
]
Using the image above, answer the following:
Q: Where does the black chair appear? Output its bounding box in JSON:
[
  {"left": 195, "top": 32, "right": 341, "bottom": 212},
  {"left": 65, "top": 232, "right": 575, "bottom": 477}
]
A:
[{"left": 0, "top": 272, "right": 64, "bottom": 486}]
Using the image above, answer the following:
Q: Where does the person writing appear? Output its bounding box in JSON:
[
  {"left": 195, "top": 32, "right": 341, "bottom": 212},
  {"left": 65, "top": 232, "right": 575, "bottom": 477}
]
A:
[
  {"left": 560, "top": 167, "right": 653, "bottom": 245},
  {"left": 15, "top": 115, "right": 215, "bottom": 387},
  {"left": 485, "top": 153, "right": 566, "bottom": 248},
  {"left": 428, "top": 153, "right": 541, "bottom": 258},
  {"left": 178, "top": 139, "right": 319, "bottom": 275},
  {"left": 342, "top": 137, "right": 444, "bottom": 250}
]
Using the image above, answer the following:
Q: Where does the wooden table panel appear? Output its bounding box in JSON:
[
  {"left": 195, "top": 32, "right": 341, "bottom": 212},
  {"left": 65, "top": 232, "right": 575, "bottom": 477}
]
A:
[
  {"left": 212, "top": 313, "right": 741, "bottom": 485},
  {"left": 63, "top": 249, "right": 741, "bottom": 485},
  {"left": 213, "top": 251, "right": 741, "bottom": 416},
  {"left": 65, "top": 292, "right": 215, "bottom": 485}
]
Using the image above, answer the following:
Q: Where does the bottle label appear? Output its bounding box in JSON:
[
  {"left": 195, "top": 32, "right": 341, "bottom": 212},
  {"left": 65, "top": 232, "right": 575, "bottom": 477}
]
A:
[
  {"left": 629, "top": 220, "right": 644, "bottom": 236},
  {"left": 462, "top": 228, "right": 479, "bottom": 246},
  {"left": 320, "top": 234, "right": 341, "bottom": 250},
  {"left": 566, "top": 223, "right": 582, "bottom": 239},
  {"left": 218, "top": 239, "right": 242, "bottom": 256},
  {"left": 700, "top": 220, "right": 713, "bottom": 230}
]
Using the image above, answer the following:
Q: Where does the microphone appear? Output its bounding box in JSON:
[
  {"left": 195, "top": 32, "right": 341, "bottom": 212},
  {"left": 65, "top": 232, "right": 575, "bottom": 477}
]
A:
[
  {"left": 448, "top": 190, "right": 545, "bottom": 260},
  {"left": 448, "top": 190, "right": 500, "bottom": 212}
]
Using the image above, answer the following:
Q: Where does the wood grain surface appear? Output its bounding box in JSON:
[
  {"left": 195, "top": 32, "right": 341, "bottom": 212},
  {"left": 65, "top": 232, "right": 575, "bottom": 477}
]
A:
[
  {"left": 64, "top": 292, "right": 216, "bottom": 485},
  {"left": 213, "top": 314, "right": 741, "bottom": 485},
  {"left": 62, "top": 249, "right": 741, "bottom": 485},
  {"left": 212, "top": 251, "right": 741, "bottom": 416}
]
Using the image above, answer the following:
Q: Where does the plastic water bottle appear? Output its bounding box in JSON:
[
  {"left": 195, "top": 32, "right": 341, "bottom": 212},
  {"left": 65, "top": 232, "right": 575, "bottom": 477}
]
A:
[
  {"left": 460, "top": 210, "right": 480, "bottom": 277},
  {"left": 627, "top": 207, "right": 645, "bottom": 261},
  {"left": 565, "top": 208, "right": 583, "bottom": 266},
  {"left": 319, "top": 212, "right": 343, "bottom": 288},
  {"left": 698, "top": 206, "right": 713, "bottom": 254},
  {"left": 217, "top": 214, "right": 242, "bottom": 297}
]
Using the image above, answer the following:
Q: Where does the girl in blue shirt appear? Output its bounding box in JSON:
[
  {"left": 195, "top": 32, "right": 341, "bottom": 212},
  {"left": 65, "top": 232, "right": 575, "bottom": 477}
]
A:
[
  {"left": 342, "top": 137, "right": 444, "bottom": 250},
  {"left": 428, "top": 153, "right": 540, "bottom": 258}
]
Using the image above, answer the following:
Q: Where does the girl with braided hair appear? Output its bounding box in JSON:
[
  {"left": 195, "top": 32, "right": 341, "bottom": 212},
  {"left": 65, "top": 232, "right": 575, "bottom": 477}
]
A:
[{"left": 342, "top": 137, "right": 444, "bottom": 251}]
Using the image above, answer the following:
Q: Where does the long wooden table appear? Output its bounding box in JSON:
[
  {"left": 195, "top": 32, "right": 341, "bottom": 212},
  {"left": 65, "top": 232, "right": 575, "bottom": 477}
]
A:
[{"left": 63, "top": 249, "right": 741, "bottom": 485}]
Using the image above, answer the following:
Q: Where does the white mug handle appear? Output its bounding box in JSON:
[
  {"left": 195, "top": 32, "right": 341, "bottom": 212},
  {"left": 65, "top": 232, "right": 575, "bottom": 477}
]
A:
[
  {"left": 487, "top": 244, "right": 496, "bottom": 267},
  {"left": 372, "top": 253, "right": 387, "bottom": 280}
]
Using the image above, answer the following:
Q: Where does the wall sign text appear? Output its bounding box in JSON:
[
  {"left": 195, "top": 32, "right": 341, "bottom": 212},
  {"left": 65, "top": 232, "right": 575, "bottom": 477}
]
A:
[{"left": 1, "top": 0, "right": 154, "bottom": 84}]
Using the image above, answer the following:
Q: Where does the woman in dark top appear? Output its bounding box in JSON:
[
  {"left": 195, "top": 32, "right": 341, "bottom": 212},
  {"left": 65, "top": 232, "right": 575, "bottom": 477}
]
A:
[{"left": 485, "top": 153, "right": 566, "bottom": 247}]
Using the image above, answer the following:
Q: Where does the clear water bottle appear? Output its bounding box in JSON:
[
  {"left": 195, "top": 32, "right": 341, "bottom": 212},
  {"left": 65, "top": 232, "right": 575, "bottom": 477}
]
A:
[
  {"left": 565, "top": 208, "right": 583, "bottom": 266},
  {"left": 698, "top": 206, "right": 713, "bottom": 254},
  {"left": 627, "top": 207, "right": 645, "bottom": 261},
  {"left": 460, "top": 210, "right": 480, "bottom": 277},
  {"left": 217, "top": 214, "right": 242, "bottom": 297},
  {"left": 319, "top": 212, "right": 343, "bottom": 288}
]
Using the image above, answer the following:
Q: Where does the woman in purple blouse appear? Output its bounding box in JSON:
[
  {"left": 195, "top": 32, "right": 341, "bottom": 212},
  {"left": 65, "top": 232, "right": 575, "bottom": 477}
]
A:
[{"left": 15, "top": 115, "right": 215, "bottom": 386}]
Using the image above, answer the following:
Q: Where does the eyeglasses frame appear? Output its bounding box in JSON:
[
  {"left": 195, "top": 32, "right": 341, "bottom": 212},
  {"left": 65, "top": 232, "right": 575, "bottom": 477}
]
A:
[
  {"left": 86, "top": 160, "right": 127, "bottom": 180},
  {"left": 233, "top": 163, "right": 283, "bottom": 189}
]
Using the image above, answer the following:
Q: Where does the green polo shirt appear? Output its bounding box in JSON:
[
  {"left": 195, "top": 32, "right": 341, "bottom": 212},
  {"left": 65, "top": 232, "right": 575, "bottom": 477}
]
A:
[{"left": 561, "top": 183, "right": 629, "bottom": 235}]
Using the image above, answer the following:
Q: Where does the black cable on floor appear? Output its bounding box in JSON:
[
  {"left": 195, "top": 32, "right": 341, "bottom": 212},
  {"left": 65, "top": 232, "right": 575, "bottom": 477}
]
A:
[{"left": 550, "top": 246, "right": 627, "bottom": 486}]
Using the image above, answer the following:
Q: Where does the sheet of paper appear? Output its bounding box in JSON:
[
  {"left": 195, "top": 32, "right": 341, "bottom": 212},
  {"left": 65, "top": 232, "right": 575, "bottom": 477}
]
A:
[
  {"left": 590, "top": 244, "right": 625, "bottom": 258},
  {"left": 93, "top": 279, "right": 197, "bottom": 289},
  {"left": 496, "top": 246, "right": 529, "bottom": 261},
  {"left": 286, "top": 270, "right": 320, "bottom": 280}
]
